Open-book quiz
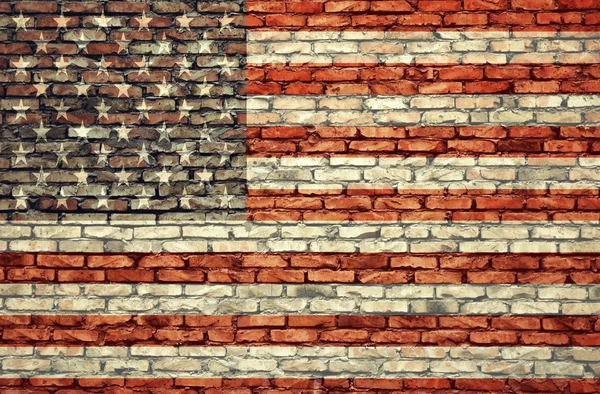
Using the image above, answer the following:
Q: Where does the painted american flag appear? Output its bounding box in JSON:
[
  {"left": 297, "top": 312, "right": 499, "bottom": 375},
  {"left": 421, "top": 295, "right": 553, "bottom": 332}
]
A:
[{"left": 2, "top": 0, "right": 600, "bottom": 392}]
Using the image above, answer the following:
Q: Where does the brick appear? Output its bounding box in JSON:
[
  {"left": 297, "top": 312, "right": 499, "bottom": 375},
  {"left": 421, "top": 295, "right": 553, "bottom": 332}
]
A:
[
  {"left": 271, "top": 329, "right": 318, "bottom": 342},
  {"left": 37, "top": 255, "right": 84, "bottom": 268}
]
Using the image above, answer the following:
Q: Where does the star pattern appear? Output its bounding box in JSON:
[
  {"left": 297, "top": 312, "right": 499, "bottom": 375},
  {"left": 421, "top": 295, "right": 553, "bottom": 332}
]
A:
[{"left": 1, "top": 8, "right": 243, "bottom": 215}]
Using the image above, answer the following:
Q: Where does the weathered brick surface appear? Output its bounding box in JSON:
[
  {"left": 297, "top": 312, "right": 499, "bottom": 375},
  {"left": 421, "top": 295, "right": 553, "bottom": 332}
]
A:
[
  {"left": 2, "top": 253, "right": 600, "bottom": 283},
  {"left": 1, "top": 314, "right": 600, "bottom": 346},
  {"left": 0, "top": 0, "right": 246, "bottom": 221},
  {"left": 0, "top": 345, "right": 599, "bottom": 378},
  {"left": 0, "top": 282, "right": 598, "bottom": 315},
  {"left": 0, "top": 377, "right": 598, "bottom": 392}
]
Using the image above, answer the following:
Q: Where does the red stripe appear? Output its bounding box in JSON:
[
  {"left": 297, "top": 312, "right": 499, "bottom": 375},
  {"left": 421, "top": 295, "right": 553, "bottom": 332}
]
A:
[
  {"left": 247, "top": 126, "right": 600, "bottom": 155},
  {"left": 0, "top": 377, "right": 599, "bottom": 392},
  {"left": 2, "top": 253, "right": 600, "bottom": 284},
  {"left": 1, "top": 315, "right": 599, "bottom": 347},
  {"left": 247, "top": 0, "right": 600, "bottom": 30},
  {"left": 248, "top": 64, "right": 600, "bottom": 95},
  {"left": 247, "top": 193, "right": 600, "bottom": 222}
]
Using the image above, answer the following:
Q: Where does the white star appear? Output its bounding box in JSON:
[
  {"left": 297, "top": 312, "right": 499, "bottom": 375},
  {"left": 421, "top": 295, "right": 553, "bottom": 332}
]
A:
[
  {"left": 136, "top": 186, "right": 153, "bottom": 209},
  {"left": 53, "top": 100, "right": 70, "bottom": 121},
  {"left": 53, "top": 12, "right": 70, "bottom": 30},
  {"left": 96, "top": 144, "right": 112, "bottom": 166},
  {"left": 156, "top": 78, "right": 171, "bottom": 97},
  {"left": 115, "top": 166, "right": 132, "bottom": 186},
  {"left": 219, "top": 56, "right": 235, "bottom": 76},
  {"left": 136, "top": 11, "right": 152, "bottom": 30},
  {"left": 33, "top": 77, "right": 49, "bottom": 97},
  {"left": 55, "top": 55, "right": 70, "bottom": 76},
  {"left": 178, "top": 99, "right": 193, "bottom": 121},
  {"left": 34, "top": 166, "right": 49, "bottom": 186},
  {"left": 35, "top": 32, "right": 49, "bottom": 54},
  {"left": 72, "top": 122, "right": 91, "bottom": 141},
  {"left": 134, "top": 56, "right": 150, "bottom": 76},
  {"left": 94, "top": 11, "right": 113, "bottom": 28},
  {"left": 218, "top": 150, "right": 231, "bottom": 166},
  {"left": 14, "top": 143, "right": 30, "bottom": 165},
  {"left": 13, "top": 187, "right": 28, "bottom": 210},
  {"left": 115, "top": 123, "right": 130, "bottom": 142},
  {"left": 197, "top": 40, "right": 213, "bottom": 54},
  {"left": 116, "top": 83, "right": 131, "bottom": 98},
  {"left": 219, "top": 186, "right": 234, "bottom": 208},
  {"left": 12, "top": 56, "right": 31, "bottom": 77},
  {"left": 177, "top": 143, "right": 195, "bottom": 165},
  {"left": 12, "top": 12, "right": 30, "bottom": 31},
  {"left": 76, "top": 31, "right": 92, "bottom": 52},
  {"left": 116, "top": 32, "right": 130, "bottom": 53},
  {"left": 219, "top": 13, "right": 236, "bottom": 31},
  {"left": 74, "top": 166, "right": 88, "bottom": 186},
  {"left": 176, "top": 57, "right": 192, "bottom": 77},
  {"left": 155, "top": 167, "right": 173, "bottom": 185},
  {"left": 55, "top": 143, "right": 69, "bottom": 165},
  {"left": 96, "top": 192, "right": 109, "bottom": 209},
  {"left": 137, "top": 99, "right": 151, "bottom": 120},
  {"left": 157, "top": 122, "right": 171, "bottom": 142},
  {"left": 95, "top": 99, "right": 111, "bottom": 120},
  {"left": 199, "top": 123, "right": 212, "bottom": 142},
  {"left": 96, "top": 56, "right": 112, "bottom": 77},
  {"left": 75, "top": 82, "right": 91, "bottom": 97},
  {"left": 55, "top": 189, "right": 70, "bottom": 209},
  {"left": 13, "top": 99, "right": 30, "bottom": 121},
  {"left": 33, "top": 120, "right": 51, "bottom": 141},
  {"left": 198, "top": 78, "right": 212, "bottom": 96},
  {"left": 180, "top": 187, "right": 193, "bottom": 209},
  {"left": 220, "top": 111, "right": 233, "bottom": 122},
  {"left": 177, "top": 13, "right": 193, "bottom": 30},
  {"left": 158, "top": 41, "right": 171, "bottom": 54},
  {"left": 196, "top": 166, "right": 213, "bottom": 182},
  {"left": 137, "top": 143, "right": 151, "bottom": 164}
]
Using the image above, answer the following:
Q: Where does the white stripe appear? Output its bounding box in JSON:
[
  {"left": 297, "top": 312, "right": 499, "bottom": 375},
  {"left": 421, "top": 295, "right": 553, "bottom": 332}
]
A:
[
  {"left": 248, "top": 31, "right": 600, "bottom": 65},
  {"left": 1, "top": 284, "right": 599, "bottom": 315},
  {"left": 246, "top": 95, "right": 600, "bottom": 126},
  {"left": 248, "top": 156, "right": 600, "bottom": 190},
  {"left": 0, "top": 346, "right": 598, "bottom": 378},
  {"left": 3, "top": 222, "right": 600, "bottom": 252}
]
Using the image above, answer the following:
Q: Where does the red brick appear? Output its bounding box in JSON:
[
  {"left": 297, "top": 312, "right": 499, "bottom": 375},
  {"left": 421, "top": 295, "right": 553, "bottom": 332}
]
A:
[
  {"left": 470, "top": 331, "right": 518, "bottom": 344},
  {"left": 53, "top": 330, "right": 99, "bottom": 343},
  {"left": 271, "top": 329, "right": 318, "bottom": 342},
  {"left": 87, "top": 255, "right": 134, "bottom": 268},
  {"left": 492, "top": 256, "right": 539, "bottom": 270},
  {"left": 37, "top": 255, "right": 84, "bottom": 268},
  {"left": 288, "top": 316, "right": 336, "bottom": 327},
  {"left": 320, "top": 329, "right": 369, "bottom": 342},
  {"left": 207, "top": 329, "right": 235, "bottom": 342},
  {"left": 389, "top": 316, "right": 437, "bottom": 328},
  {"left": 3, "top": 328, "right": 51, "bottom": 341},
  {"left": 139, "top": 255, "right": 185, "bottom": 268},
  {"left": 440, "top": 256, "right": 489, "bottom": 269},
  {"left": 15, "top": 2, "right": 58, "bottom": 13},
  {"left": 238, "top": 316, "right": 286, "bottom": 327},
  {"left": 57, "top": 270, "right": 105, "bottom": 282},
  {"left": 307, "top": 270, "right": 354, "bottom": 282}
]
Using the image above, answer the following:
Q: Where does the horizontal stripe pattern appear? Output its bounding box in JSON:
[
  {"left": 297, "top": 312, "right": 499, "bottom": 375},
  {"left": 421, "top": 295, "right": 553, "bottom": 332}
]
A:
[
  {"left": 3, "top": 223, "right": 600, "bottom": 252},
  {"left": 2, "top": 283, "right": 600, "bottom": 315},
  {"left": 2, "top": 314, "right": 600, "bottom": 347},
  {"left": 4, "top": 253, "right": 600, "bottom": 285},
  {"left": 0, "top": 345, "right": 599, "bottom": 378}
]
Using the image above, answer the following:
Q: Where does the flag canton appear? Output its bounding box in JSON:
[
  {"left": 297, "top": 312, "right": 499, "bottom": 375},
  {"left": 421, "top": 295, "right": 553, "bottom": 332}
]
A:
[{"left": 0, "top": 0, "right": 247, "bottom": 223}]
